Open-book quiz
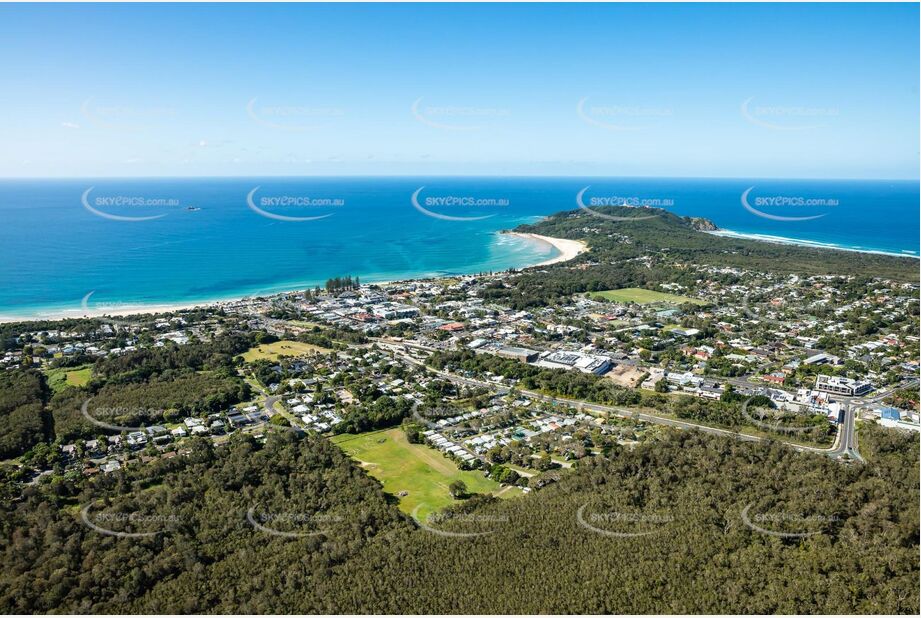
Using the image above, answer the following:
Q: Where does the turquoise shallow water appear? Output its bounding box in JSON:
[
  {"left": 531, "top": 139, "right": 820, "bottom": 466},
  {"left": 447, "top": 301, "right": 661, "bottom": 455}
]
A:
[{"left": 0, "top": 177, "right": 917, "bottom": 317}]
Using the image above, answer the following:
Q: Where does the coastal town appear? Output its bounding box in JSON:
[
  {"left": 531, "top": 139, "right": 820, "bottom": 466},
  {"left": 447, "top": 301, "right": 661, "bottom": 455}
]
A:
[
  {"left": 4, "top": 248, "right": 918, "bottom": 495},
  {"left": 1, "top": 1, "right": 918, "bottom": 613}
]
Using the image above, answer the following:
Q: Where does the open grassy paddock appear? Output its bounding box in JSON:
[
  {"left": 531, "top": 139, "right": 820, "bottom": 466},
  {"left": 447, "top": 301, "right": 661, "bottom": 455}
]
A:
[
  {"left": 45, "top": 365, "right": 93, "bottom": 393},
  {"left": 330, "top": 428, "right": 518, "bottom": 519},
  {"left": 239, "top": 339, "right": 330, "bottom": 362},
  {"left": 589, "top": 287, "right": 708, "bottom": 306}
]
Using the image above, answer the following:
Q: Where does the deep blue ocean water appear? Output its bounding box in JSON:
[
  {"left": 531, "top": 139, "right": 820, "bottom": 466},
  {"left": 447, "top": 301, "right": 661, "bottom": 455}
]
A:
[{"left": 0, "top": 177, "right": 917, "bottom": 318}]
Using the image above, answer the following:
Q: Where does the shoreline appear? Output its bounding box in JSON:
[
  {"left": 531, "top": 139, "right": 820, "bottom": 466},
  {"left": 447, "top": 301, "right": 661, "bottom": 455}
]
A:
[
  {"left": 4, "top": 225, "right": 913, "bottom": 324},
  {"left": 0, "top": 299, "right": 235, "bottom": 325},
  {"left": 503, "top": 232, "right": 589, "bottom": 267},
  {"left": 707, "top": 229, "right": 919, "bottom": 259},
  {"left": 0, "top": 232, "right": 590, "bottom": 324}
]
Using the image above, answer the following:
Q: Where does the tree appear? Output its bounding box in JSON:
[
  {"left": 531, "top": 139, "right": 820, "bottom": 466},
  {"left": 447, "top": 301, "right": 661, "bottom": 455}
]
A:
[
  {"left": 448, "top": 479, "right": 467, "bottom": 499},
  {"left": 401, "top": 419, "right": 424, "bottom": 444}
]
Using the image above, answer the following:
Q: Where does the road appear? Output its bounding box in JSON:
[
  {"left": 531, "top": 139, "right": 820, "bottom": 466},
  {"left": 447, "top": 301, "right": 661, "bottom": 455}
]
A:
[
  {"left": 375, "top": 340, "right": 859, "bottom": 462},
  {"left": 825, "top": 405, "right": 862, "bottom": 462},
  {"left": 263, "top": 394, "right": 281, "bottom": 416},
  {"left": 850, "top": 379, "right": 918, "bottom": 407},
  {"left": 245, "top": 369, "right": 307, "bottom": 432}
]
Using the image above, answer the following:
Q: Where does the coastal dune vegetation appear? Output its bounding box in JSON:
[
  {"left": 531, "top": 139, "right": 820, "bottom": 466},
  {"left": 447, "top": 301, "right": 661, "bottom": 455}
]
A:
[{"left": 480, "top": 207, "right": 919, "bottom": 309}]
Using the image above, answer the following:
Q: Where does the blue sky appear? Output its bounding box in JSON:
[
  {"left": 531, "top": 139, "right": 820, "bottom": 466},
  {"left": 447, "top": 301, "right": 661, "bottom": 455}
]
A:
[{"left": 0, "top": 2, "right": 917, "bottom": 179}]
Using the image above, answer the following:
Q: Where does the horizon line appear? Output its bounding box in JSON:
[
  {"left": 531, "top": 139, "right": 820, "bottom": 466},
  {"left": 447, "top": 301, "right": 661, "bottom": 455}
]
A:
[{"left": 0, "top": 173, "right": 918, "bottom": 182}]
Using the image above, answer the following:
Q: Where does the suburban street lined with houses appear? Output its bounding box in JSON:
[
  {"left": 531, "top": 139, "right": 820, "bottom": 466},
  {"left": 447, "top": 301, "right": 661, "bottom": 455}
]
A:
[{"left": 9, "top": 265, "right": 919, "bottom": 488}]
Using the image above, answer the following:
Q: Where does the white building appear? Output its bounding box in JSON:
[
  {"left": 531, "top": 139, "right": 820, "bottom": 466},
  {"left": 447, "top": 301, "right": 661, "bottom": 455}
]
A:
[
  {"left": 536, "top": 351, "right": 612, "bottom": 375},
  {"left": 815, "top": 374, "right": 872, "bottom": 397}
]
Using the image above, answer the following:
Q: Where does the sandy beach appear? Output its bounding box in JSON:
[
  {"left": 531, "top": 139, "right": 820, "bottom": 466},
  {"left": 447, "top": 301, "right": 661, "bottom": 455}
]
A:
[
  {"left": 0, "top": 233, "right": 590, "bottom": 324},
  {"left": 505, "top": 232, "right": 589, "bottom": 267},
  {"left": 0, "top": 300, "right": 227, "bottom": 324},
  {"left": 707, "top": 230, "right": 920, "bottom": 259}
]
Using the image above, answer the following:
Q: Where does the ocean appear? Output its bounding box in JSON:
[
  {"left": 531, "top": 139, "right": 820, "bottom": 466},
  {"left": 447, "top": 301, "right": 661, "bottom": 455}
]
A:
[{"left": 0, "top": 177, "right": 917, "bottom": 318}]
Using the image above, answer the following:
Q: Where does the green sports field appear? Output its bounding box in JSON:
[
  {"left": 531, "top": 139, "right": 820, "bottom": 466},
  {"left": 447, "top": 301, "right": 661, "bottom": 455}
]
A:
[
  {"left": 588, "top": 287, "right": 707, "bottom": 306},
  {"left": 330, "top": 428, "right": 518, "bottom": 519}
]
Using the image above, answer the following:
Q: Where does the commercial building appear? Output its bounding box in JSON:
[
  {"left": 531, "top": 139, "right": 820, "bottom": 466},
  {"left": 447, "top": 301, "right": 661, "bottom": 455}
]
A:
[
  {"left": 814, "top": 374, "right": 872, "bottom": 397},
  {"left": 370, "top": 303, "right": 420, "bottom": 319},
  {"left": 877, "top": 407, "right": 921, "bottom": 433},
  {"left": 494, "top": 345, "right": 540, "bottom": 363},
  {"left": 536, "top": 351, "right": 612, "bottom": 375}
]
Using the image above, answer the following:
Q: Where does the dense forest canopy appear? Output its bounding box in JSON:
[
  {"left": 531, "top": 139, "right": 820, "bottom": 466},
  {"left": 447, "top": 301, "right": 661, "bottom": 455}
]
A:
[
  {"left": 0, "top": 425, "right": 916, "bottom": 613},
  {"left": 0, "top": 371, "right": 50, "bottom": 459}
]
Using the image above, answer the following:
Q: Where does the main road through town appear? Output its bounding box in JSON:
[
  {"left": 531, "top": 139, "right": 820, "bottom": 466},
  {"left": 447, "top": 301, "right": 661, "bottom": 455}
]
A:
[{"left": 372, "top": 338, "right": 862, "bottom": 462}]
